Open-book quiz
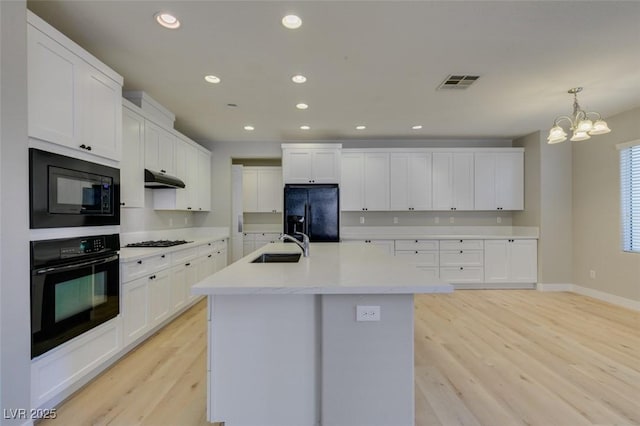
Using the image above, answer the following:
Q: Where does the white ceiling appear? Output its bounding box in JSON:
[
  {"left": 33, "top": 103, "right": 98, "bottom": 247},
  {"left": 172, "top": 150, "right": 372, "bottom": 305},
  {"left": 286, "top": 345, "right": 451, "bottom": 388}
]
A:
[{"left": 27, "top": 1, "right": 640, "bottom": 144}]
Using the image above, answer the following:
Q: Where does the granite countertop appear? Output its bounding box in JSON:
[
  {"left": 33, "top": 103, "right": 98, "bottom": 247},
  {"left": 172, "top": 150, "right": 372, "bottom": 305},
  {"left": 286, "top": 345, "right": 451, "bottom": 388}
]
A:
[
  {"left": 192, "top": 242, "right": 453, "bottom": 296},
  {"left": 340, "top": 226, "right": 539, "bottom": 240}
]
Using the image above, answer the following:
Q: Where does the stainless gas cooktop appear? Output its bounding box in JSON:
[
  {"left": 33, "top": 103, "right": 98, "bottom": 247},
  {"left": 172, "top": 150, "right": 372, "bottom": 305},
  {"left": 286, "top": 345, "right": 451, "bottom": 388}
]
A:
[{"left": 125, "top": 240, "right": 191, "bottom": 248}]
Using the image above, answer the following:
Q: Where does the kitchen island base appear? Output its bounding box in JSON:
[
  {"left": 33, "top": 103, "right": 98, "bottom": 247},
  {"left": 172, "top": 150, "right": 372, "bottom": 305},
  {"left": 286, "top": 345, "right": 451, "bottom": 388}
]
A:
[{"left": 207, "top": 293, "right": 414, "bottom": 426}]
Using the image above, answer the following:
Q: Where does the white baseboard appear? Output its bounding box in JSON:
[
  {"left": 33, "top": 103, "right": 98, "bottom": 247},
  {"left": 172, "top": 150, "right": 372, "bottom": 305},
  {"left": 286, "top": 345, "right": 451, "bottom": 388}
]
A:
[
  {"left": 536, "top": 283, "right": 572, "bottom": 292},
  {"left": 571, "top": 284, "right": 640, "bottom": 311},
  {"left": 537, "top": 283, "right": 640, "bottom": 311}
]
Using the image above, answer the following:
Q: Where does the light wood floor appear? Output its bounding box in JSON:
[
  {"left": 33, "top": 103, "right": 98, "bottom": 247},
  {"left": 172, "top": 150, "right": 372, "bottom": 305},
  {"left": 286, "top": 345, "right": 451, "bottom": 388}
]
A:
[{"left": 40, "top": 291, "right": 640, "bottom": 426}]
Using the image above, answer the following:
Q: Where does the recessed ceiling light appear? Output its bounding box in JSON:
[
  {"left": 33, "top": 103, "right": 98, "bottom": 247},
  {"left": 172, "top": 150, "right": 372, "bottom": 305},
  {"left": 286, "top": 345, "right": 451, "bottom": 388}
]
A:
[
  {"left": 282, "top": 14, "right": 302, "bottom": 29},
  {"left": 300, "top": 125, "right": 310, "bottom": 130},
  {"left": 155, "top": 12, "right": 180, "bottom": 29},
  {"left": 296, "top": 103, "right": 309, "bottom": 110},
  {"left": 204, "top": 75, "right": 220, "bottom": 84},
  {"left": 356, "top": 125, "right": 366, "bottom": 130},
  {"left": 292, "top": 74, "right": 307, "bottom": 84},
  {"left": 412, "top": 125, "right": 423, "bottom": 130},
  {"left": 244, "top": 125, "right": 254, "bottom": 131}
]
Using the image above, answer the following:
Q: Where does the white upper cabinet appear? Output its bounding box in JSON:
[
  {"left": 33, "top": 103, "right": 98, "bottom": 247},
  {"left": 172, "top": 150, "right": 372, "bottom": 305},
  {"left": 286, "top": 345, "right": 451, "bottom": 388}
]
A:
[
  {"left": 27, "top": 13, "right": 123, "bottom": 161},
  {"left": 432, "top": 152, "right": 474, "bottom": 211},
  {"left": 144, "top": 120, "right": 176, "bottom": 175},
  {"left": 389, "top": 152, "right": 432, "bottom": 211},
  {"left": 282, "top": 144, "right": 341, "bottom": 184},
  {"left": 243, "top": 167, "right": 283, "bottom": 213},
  {"left": 341, "top": 151, "right": 389, "bottom": 211},
  {"left": 474, "top": 151, "right": 524, "bottom": 211},
  {"left": 121, "top": 105, "right": 145, "bottom": 208},
  {"left": 197, "top": 148, "right": 212, "bottom": 212}
]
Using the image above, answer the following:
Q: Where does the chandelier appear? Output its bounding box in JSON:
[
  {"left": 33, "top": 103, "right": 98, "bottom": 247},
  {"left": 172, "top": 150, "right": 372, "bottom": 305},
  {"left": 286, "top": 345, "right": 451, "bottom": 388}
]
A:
[{"left": 547, "top": 87, "right": 611, "bottom": 144}]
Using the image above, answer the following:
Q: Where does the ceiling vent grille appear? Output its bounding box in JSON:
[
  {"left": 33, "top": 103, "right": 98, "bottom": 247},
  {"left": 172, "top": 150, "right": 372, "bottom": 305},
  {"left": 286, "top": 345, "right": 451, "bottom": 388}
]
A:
[{"left": 437, "top": 75, "right": 480, "bottom": 90}]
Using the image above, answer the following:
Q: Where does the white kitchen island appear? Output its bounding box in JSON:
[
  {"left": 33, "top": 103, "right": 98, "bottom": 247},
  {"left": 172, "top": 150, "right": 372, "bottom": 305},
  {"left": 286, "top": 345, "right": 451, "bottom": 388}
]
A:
[{"left": 192, "top": 242, "right": 453, "bottom": 426}]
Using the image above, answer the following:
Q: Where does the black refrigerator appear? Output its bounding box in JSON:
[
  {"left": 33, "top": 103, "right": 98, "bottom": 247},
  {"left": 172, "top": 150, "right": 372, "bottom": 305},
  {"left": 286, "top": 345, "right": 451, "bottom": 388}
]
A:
[{"left": 283, "top": 184, "right": 340, "bottom": 242}]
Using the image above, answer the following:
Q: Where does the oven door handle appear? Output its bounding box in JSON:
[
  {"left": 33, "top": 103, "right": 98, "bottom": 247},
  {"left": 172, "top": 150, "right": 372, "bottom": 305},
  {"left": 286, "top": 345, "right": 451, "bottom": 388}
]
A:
[{"left": 34, "top": 254, "right": 119, "bottom": 275}]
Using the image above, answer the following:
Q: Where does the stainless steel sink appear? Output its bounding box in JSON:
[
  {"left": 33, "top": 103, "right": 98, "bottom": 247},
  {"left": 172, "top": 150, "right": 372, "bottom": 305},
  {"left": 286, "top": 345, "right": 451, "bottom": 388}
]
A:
[{"left": 251, "top": 252, "right": 302, "bottom": 263}]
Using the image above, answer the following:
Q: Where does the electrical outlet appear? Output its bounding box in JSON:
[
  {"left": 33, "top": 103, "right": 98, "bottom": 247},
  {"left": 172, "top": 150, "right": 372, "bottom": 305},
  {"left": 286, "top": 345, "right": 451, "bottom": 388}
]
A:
[
  {"left": 589, "top": 270, "right": 596, "bottom": 279},
  {"left": 434, "top": 217, "right": 439, "bottom": 224},
  {"left": 449, "top": 217, "right": 455, "bottom": 224},
  {"left": 497, "top": 216, "right": 502, "bottom": 224},
  {"left": 356, "top": 305, "right": 381, "bottom": 322},
  {"left": 393, "top": 217, "right": 398, "bottom": 224},
  {"left": 360, "top": 216, "right": 365, "bottom": 224}
]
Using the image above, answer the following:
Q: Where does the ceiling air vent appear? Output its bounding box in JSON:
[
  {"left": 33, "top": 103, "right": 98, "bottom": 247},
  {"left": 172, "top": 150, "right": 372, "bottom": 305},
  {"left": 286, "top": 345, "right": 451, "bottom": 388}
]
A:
[{"left": 437, "top": 75, "right": 480, "bottom": 90}]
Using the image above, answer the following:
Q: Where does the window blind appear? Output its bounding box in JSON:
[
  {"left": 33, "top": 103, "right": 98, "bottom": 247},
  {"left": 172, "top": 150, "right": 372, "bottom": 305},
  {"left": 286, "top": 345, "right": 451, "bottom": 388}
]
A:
[{"left": 621, "top": 144, "right": 640, "bottom": 253}]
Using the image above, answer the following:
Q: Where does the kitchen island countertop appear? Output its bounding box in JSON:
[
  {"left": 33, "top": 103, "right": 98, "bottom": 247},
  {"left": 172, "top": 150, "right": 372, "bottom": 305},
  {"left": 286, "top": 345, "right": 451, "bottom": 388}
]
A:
[{"left": 192, "top": 241, "right": 453, "bottom": 295}]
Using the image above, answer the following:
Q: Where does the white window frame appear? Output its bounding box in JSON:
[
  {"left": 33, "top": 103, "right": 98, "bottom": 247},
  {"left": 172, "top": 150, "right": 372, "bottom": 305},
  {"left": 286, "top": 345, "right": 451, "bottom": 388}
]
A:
[{"left": 618, "top": 139, "right": 640, "bottom": 253}]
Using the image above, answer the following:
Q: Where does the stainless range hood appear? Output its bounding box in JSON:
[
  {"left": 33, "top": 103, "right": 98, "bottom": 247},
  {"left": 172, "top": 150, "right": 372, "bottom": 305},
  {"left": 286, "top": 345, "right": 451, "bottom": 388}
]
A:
[{"left": 144, "top": 169, "right": 186, "bottom": 189}]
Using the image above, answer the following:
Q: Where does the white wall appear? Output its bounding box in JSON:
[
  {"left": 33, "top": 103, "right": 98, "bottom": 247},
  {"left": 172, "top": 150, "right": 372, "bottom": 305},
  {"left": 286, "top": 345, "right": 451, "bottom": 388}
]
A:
[
  {"left": 120, "top": 189, "right": 198, "bottom": 233},
  {"left": 572, "top": 107, "right": 640, "bottom": 301},
  {"left": 0, "top": 1, "right": 32, "bottom": 424}
]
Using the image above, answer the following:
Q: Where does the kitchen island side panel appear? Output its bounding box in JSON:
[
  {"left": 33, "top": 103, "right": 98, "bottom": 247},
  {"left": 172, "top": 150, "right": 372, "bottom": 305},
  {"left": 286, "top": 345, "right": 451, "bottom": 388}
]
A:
[
  {"left": 209, "top": 294, "right": 320, "bottom": 426},
  {"left": 321, "top": 294, "right": 415, "bottom": 426}
]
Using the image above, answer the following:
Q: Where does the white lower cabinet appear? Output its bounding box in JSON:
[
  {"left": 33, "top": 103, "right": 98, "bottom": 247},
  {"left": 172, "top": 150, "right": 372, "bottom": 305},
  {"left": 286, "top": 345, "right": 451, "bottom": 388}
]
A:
[
  {"left": 122, "top": 276, "right": 150, "bottom": 346},
  {"left": 148, "top": 269, "right": 171, "bottom": 325},
  {"left": 484, "top": 239, "right": 537, "bottom": 283},
  {"left": 170, "top": 264, "right": 188, "bottom": 312},
  {"left": 394, "top": 239, "right": 439, "bottom": 279},
  {"left": 439, "top": 240, "right": 484, "bottom": 284}
]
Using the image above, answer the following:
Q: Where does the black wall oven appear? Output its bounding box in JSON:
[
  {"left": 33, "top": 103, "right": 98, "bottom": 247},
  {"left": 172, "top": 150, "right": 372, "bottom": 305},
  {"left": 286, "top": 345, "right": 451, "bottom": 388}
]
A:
[
  {"left": 29, "top": 148, "right": 120, "bottom": 228},
  {"left": 31, "top": 234, "right": 120, "bottom": 358}
]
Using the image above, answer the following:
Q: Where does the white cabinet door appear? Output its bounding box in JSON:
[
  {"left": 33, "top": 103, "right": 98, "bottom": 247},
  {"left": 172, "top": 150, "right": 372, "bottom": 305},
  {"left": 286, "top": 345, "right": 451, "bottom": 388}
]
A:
[
  {"left": 433, "top": 153, "right": 474, "bottom": 211},
  {"left": 27, "top": 21, "right": 122, "bottom": 161},
  {"left": 283, "top": 147, "right": 341, "bottom": 184},
  {"left": 390, "top": 153, "right": 432, "bottom": 211},
  {"left": 145, "top": 120, "right": 175, "bottom": 175},
  {"left": 28, "top": 25, "right": 80, "bottom": 147},
  {"left": 483, "top": 240, "right": 511, "bottom": 282},
  {"left": 149, "top": 269, "right": 171, "bottom": 325},
  {"left": 197, "top": 149, "right": 212, "bottom": 211},
  {"left": 243, "top": 167, "right": 282, "bottom": 213},
  {"left": 172, "top": 139, "right": 190, "bottom": 210},
  {"left": 122, "top": 277, "right": 150, "bottom": 347},
  {"left": 484, "top": 239, "right": 537, "bottom": 283},
  {"left": 363, "top": 153, "right": 390, "bottom": 211},
  {"left": 474, "top": 152, "right": 523, "bottom": 211},
  {"left": 340, "top": 152, "right": 389, "bottom": 211},
  {"left": 80, "top": 63, "right": 122, "bottom": 161},
  {"left": 170, "top": 264, "right": 187, "bottom": 312},
  {"left": 121, "top": 107, "right": 145, "bottom": 208},
  {"left": 283, "top": 150, "right": 313, "bottom": 183},
  {"left": 340, "top": 153, "right": 365, "bottom": 211},
  {"left": 184, "top": 261, "right": 198, "bottom": 302},
  {"left": 242, "top": 168, "right": 259, "bottom": 212},
  {"left": 311, "top": 150, "right": 341, "bottom": 183},
  {"left": 258, "top": 168, "right": 283, "bottom": 213},
  {"left": 510, "top": 240, "right": 537, "bottom": 283}
]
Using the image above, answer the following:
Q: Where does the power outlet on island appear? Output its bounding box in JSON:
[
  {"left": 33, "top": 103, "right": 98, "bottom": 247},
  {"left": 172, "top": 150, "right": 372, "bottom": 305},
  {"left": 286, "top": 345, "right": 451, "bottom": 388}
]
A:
[{"left": 356, "top": 305, "right": 381, "bottom": 322}]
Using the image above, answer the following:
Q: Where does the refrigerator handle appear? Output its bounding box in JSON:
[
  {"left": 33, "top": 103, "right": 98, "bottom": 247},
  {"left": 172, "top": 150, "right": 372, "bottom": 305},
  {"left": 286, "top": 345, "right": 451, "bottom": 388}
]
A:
[
  {"left": 237, "top": 214, "right": 243, "bottom": 233},
  {"left": 305, "top": 203, "right": 310, "bottom": 236}
]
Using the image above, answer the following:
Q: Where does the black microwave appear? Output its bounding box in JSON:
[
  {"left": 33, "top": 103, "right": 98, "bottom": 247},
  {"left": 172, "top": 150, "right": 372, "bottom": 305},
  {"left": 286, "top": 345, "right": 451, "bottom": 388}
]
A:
[{"left": 29, "top": 148, "right": 120, "bottom": 228}]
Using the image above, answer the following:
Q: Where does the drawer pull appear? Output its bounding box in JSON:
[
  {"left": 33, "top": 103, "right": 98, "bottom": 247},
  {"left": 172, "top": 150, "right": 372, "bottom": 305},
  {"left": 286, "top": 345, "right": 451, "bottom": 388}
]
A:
[
  {"left": 415, "top": 240, "right": 418, "bottom": 243},
  {"left": 415, "top": 251, "right": 418, "bottom": 254},
  {"left": 185, "top": 262, "right": 191, "bottom": 267},
  {"left": 208, "top": 254, "right": 212, "bottom": 258},
  {"left": 460, "top": 250, "right": 463, "bottom": 254},
  {"left": 459, "top": 267, "right": 464, "bottom": 271},
  {"left": 161, "top": 255, "right": 166, "bottom": 258},
  {"left": 459, "top": 239, "right": 463, "bottom": 243},
  {"left": 137, "top": 260, "right": 142, "bottom": 265}
]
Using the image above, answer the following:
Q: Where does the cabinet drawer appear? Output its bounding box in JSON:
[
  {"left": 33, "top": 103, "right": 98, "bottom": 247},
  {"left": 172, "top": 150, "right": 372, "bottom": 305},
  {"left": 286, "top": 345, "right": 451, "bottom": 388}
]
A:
[
  {"left": 439, "top": 266, "right": 484, "bottom": 283},
  {"left": 198, "top": 242, "right": 216, "bottom": 257},
  {"left": 172, "top": 248, "right": 197, "bottom": 265},
  {"left": 439, "top": 250, "right": 483, "bottom": 266},
  {"left": 121, "top": 253, "right": 170, "bottom": 283},
  {"left": 395, "top": 239, "right": 438, "bottom": 251},
  {"left": 416, "top": 266, "right": 439, "bottom": 280},
  {"left": 439, "top": 240, "right": 483, "bottom": 250},
  {"left": 395, "top": 251, "right": 439, "bottom": 267}
]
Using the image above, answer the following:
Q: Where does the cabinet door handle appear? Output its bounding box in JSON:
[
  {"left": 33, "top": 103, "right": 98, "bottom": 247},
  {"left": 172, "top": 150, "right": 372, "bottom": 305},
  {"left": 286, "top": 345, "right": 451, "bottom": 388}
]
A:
[
  {"left": 161, "top": 254, "right": 166, "bottom": 258},
  {"left": 185, "top": 262, "right": 191, "bottom": 267},
  {"left": 160, "top": 169, "right": 166, "bottom": 173},
  {"left": 86, "top": 146, "right": 92, "bottom": 151},
  {"left": 460, "top": 250, "right": 463, "bottom": 254},
  {"left": 187, "top": 207, "right": 192, "bottom": 210},
  {"left": 137, "top": 260, "right": 143, "bottom": 264},
  {"left": 208, "top": 254, "right": 212, "bottom": 258},
  {"left": 415, "top": 240, "right": 418, "bottom": 243},
  {"left": 459, "top": 267, "right": 464, "bottom": 271},
  {"left": 120, "top": 202, "right": 125, "bottom": 206},
  {"left": 79, "top": 144, "right": 86, "bottom": 149},
  {"left": 415, "top": 251, "right": 418, "bottom": 254}
]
